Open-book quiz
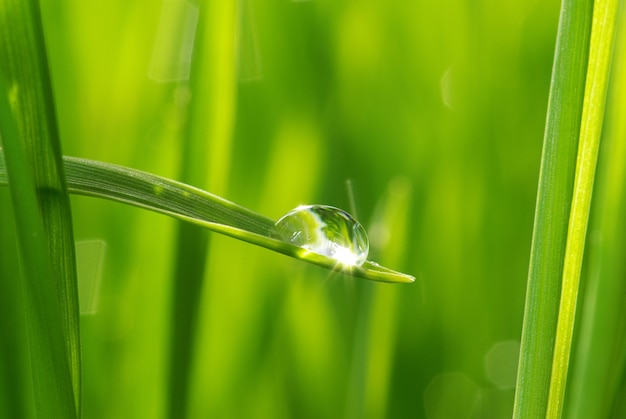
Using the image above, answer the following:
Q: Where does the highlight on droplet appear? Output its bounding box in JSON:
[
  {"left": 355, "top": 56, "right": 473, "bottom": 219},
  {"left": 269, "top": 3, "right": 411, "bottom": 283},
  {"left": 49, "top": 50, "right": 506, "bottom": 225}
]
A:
[{"left": 275, "top": 204, "right": 369, "bottom": 267}]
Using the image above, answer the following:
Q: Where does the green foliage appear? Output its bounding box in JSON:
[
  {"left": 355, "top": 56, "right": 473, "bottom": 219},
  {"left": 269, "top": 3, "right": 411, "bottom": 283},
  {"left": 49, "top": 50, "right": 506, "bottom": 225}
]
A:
[
  {"left": 0, "top": 155, "right": 414, "bottom": 283},
  {"left": 164, "top": 3, "right": 234, "bottom": 417},
  {"left": 0, "top": 0, "right": 80, "bottom": 416},
  {"left": 0, "top": 75, "right": 76, "bottom": 419},
  {"left": 566, "top": 2, "right": 626, "bottom": 416},
  {"left": 547, "top": 0, "right": 620, "bottom": 416},
  {"left": 512, "top": 0, "right": 593, "bottom": 417},
  {"left": 1, "top": 0, "right": 625, "bottom": 417}
]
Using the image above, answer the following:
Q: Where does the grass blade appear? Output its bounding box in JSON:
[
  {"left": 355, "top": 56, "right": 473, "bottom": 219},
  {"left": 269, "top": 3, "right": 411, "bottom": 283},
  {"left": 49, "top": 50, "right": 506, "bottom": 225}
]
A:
[
  {"left": 512, "top": 0, "right": 594, "bottom": 417},
  {"left": 0, "top": 154, "right": 415, "bottom": 284},
  {"left": 564, "top": 2, "right": 626, "bottom": 417},
  {"left": 546, "top": 0, "right": 620, "bottom": 414},
  {"left": 167, "top": 1, "right": 238, "bottom": 417},
  {"left": 0, "top": 78, "right": 76, "bottom": 418},
  {"left": 0, "top": 0, "right": 80, "bottom": 415},
  {"left": 346, "top": 178, "right": 412, "bottom": 419},
  {"left": 0, "top": 194, "right": 34, "bottom": 419}
]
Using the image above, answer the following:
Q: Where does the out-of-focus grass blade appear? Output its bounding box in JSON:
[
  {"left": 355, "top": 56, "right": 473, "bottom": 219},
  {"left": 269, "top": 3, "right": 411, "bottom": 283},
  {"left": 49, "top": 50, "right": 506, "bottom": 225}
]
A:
[
  {"left": 0, "top": 154, "right": 415, "bottom": 284},
  {"left": 76, "top": 240, "right": 107, "bottom": 315},
  {"left": 0, "top": 78, "right": 77, "bottom": 418},
  {"left": 566, "top": 3, "right": 626, "bottom": 417},
  {"left": 0, "top": 0, "right": 81, "bottom": 416},
  {"left": 346, "top": 177, "right": 413, "bottom": 419},
  {"left": 167, "top": 0, "right": 239, "bottom": 417},
  {"left": 237, "top": 0, "right": 262, "bottom": 82},
  {"left": 512, "top": 0, "right": 594, "bottom": 417},
  {"left": 148, "top": 0, "right": 198, "bottom": 82},
  {"left": 546, "top": 0, "right": 620, "bottom": 416}
]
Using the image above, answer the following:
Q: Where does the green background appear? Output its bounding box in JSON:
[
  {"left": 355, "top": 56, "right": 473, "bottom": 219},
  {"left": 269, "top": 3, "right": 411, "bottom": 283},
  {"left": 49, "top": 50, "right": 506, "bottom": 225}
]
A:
[{"left": 7, "top": 0, "right": 619, "bottom": 417}]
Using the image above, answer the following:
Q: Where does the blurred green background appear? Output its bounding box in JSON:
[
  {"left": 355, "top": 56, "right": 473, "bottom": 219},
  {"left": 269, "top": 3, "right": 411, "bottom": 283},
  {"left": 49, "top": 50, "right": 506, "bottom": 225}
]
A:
[{"left": 38, "top": 0, "right": 564, "bottom": 417}]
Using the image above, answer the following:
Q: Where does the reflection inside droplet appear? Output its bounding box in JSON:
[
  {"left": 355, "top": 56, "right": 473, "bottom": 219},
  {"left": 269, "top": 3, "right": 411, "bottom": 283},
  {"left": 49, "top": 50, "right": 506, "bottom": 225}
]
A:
[{"left": 275, "top": 205, "right": 369, "bottom": 267}]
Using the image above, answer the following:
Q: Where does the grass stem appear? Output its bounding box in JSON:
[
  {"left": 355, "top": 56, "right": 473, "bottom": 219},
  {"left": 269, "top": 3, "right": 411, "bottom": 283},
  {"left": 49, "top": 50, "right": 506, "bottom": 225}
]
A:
[
  {"left": 1, "top": 0, "right": 81, "bottom": 415},
  {"left": 546, "top": 0, "right": 620, "bottom": 416},
  {"left": 512, "top": 0, "right": 593, "bottom": 416}
]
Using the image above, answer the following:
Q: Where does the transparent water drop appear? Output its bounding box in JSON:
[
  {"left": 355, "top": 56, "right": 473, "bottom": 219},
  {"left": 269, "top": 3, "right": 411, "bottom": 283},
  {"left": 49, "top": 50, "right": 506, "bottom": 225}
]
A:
[{"left": 275, "top": 205, "right": 369, "bottom": 267}]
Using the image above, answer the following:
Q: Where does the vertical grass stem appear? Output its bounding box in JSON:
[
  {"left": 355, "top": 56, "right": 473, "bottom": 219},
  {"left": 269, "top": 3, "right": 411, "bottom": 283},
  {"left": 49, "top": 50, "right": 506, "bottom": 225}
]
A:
[
  {"left": 512, "top": 0, "right": 594, "bottom": 417},
  {"left": 0, "top": 0, "right": 81, "bottom": 415},
  {"left": 546, "top": 0, "right": 620, "bottom": 416}
]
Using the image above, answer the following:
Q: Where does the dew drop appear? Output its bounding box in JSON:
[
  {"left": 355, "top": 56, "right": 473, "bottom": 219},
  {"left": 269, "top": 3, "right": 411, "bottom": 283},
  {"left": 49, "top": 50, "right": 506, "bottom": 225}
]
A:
[{"left": 275, "top": 205, "right": 369, "bottom": 267}]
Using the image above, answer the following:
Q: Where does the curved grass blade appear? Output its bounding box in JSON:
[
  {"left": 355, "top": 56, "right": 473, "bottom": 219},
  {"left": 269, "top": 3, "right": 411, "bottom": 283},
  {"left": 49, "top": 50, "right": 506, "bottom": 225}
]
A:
[{"left": 0, "top": 154, "right": 415, "bottom": 284}]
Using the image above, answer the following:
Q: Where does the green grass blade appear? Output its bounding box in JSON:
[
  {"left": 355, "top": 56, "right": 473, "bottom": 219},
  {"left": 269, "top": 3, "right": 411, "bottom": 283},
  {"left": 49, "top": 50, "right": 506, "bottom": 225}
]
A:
[
  {"left": 346, "top": 178, "right": 412, "bottom": 419},
  {"left": 564, "top": 2, "right": 626, "bottom": 417},
  {"left": 61, "top": 156, "right": 275, "bottom": 233},
  {"left": 0, "top": 0, "right": 81, "bottom": 415},
  {"left": 167, "top": 1, "right": 238, "bottom": 417},
  {"left": 0, "top": 78, "right": 77, "bottom": 418},
  {"left": 512, "top": 0, "right": 594, "bottom": 417},
  {"left": 546, "top": 0, "right": 620, "bottom": 416},
  {"left": 0, "top": 154, "right": 415, "bottom": 284},
  {"left": 168, "top": 223, "right": 208, "bottom": 419},
  {"left": 0, "top": 194, "right": 35, "bottom": 419}
]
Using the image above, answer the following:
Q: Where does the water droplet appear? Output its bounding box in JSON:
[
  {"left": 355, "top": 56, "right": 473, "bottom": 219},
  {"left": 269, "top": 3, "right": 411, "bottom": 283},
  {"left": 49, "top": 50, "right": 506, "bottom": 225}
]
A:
[{"left": 275, "top": 205, "right": 369, "bottom": 267}]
